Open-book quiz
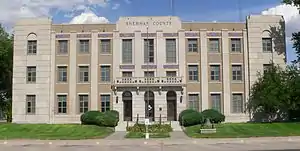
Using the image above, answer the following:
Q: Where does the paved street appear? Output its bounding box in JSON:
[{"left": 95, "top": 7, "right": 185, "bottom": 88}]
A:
[{"left": 1, "top": 137, "right": 300, "bottom": 151}]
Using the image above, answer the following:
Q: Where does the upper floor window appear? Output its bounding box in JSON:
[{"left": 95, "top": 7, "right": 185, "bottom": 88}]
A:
[
  {"left": 232, "top": 65, "right": 242, "bottom": 81},
  {"left": 26, "top": 95, "right": 36, "bottom": 114},
  {"left": 57, "top": 66, "right": 67, "bottom": 83},
  {"left": 188, "top": 65, "right": 199, "bottom": 81},
  {"left": 58, "top": 40, "right": 68, "bottom": 54},
  {"left": 262, "top": 38, "right": 272, "bottom": 52},
  {"left": 210, "top": 65, "right": 220, "bottom": 81},
  {"left": 231, "top": 38, "right": 241, "bottom": 53},
  {"left": 166, "top": 39, "right": 176, "bottom": 63},
  {"left": 208, "top": 38, "right": 220, "bottom": 52},
  {"left": 188, "top": 39, "right": 198, "bottom": 52},
  {"left": 27, "top": 40, "right": 37, "bottom": 55},
  {"left": 122, "top": 39, "right": 133, "bottom": 64},
  {"left": 166, "top": 71, "right": 177, "bottom": 77},
  {"left": 27, "top": 66, "right": 36, "bottom": 83},
  {"left": 79, "top": 40, "right": 89, "bottom": 53},
  {"left": 144, "top": 39, "right": 154, "bottom": 63},
  {"left": 144, "top": 71, "right": 155, "bottom": 77},
  {"left": 100, "top": 39, "right": 111, "bottom": 54},
  {"left": 78, "top": 66, "right": 89, "bottom": 83}
]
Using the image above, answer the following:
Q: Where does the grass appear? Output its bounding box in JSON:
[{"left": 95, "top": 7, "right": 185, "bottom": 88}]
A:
[
  {"left": 184, "top": 122, "right": 300, "bottom": 138},
  {"left": 125, "top": 132, "right": 170, "bottom": 138},
  {"left": 0, "top": 123, "right": 114, "bottom": 140}
]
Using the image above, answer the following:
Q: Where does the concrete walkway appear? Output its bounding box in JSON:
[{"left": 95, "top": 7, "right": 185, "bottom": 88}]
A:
[
  {"left": 169, "top": 131, "right": 191, "bottom": 140},
  {"left": 104, "top": 131, "right": 127, "bottom": 140}
]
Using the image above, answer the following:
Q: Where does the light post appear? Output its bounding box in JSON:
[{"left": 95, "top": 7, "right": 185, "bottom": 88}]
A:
[{"left": 145, "top": 25, "right": 150, "bottom": 139}]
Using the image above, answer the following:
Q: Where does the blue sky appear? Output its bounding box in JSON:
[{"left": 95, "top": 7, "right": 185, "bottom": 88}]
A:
[{"left": 47, "top": 0, "right": 298, "bottom": 62}]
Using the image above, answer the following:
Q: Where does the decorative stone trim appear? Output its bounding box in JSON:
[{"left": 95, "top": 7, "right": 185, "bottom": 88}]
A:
[
  {"left": 120, "top": 33, "right": 135, "bottom": 37},
  {"left": 77, "top": 34, "right": 91, "bottom": 38},
  {"left": 56, "top": 34, "right": 70, "bottom": 39},
  {"left": 163, "top": 65, "right": 179, "bottom": 69},
  {"left": 119, "top": 65, "right": 135, "bottom": 69},
  {"left": 98, "top": 33, "right": 113, "bottom": 38},
  {"left": 141, "top": 65, "right": 157, "bottom": 69}
]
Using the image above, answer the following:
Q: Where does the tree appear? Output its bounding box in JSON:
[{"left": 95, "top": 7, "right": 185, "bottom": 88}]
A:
[
  {"left": 0, "top": 24, "right": 13, "bottom": 122},
  {"left": 247, "top": 64, "right": 288, "bottom": 122},
  {"left": 283, "top": 0, "right": 300, "bottom": 63}
]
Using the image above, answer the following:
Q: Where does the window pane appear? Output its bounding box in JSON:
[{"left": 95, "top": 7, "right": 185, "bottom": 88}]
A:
[
  {"left": 166, "top": 39, "right": 176, "bottom": 63},
  {"left": 144, "top": 39, "right": 155, "bottom": 63},
  {"left": 188, "top": 39, "right": 198, "bottom": 52},
  {"left": 100, "top": 39, "right": 111, "bottom": 53},
  {"left": 122, "top": 39, "right": 133, "bottom": 64}
]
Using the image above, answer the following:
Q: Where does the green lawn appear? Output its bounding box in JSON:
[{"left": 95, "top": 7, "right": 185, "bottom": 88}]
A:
[
  {"left": 185, "top": 122, "right": 300, "bottom": 138},
  {"left": 0, "top": 124, "right": 114, "bottom": 140},
  {"left": 125, "top": 132, "right": 170, "bottom": 138}
]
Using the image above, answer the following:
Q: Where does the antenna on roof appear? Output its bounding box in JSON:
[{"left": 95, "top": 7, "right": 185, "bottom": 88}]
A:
[
  {"left": 238, "top": 0, "right": 243, "bottom": 21},
  {"left": 170, "top": 0, "right": 175, "bottom": 16}
]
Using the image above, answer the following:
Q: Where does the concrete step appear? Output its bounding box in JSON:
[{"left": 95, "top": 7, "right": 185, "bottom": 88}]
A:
[{"left": 171, "top": 121, "right": 182, "bottom": 131}]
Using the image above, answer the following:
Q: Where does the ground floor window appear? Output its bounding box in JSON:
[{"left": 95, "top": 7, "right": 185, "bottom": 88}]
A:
[
  {"left": 26, "top": 95, "right": 36, "bottom": 114},
  {"left": 188, "top": 94, "right": 200, "bottom": 111},
  {"left": 211, "top": 93, "right": 221, "bottom": 113},
  {"left": 79, "top": 95, "right": 89, "bottom": 113},
  {"left": 101, "top": 94, "right": 110, "bottom": 112},
  {"left": 57, "top": 95, "right": 67, "bottom": 114}
]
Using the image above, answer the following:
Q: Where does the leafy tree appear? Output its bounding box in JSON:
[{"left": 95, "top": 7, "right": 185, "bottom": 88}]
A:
[
  {"left": 247, "top": 64, "right": 288, "bottom": 122},
  {"left": 283, "top": 0, "right": 300, "bottom": 63},
  {"left": 0, "top": 24, "right": 13, "bottom": 122}
]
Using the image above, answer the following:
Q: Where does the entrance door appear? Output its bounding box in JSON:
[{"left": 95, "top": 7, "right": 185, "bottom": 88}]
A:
[
  {"left": 145, "top": 91, "right": 155, "bottom": 121},
  {"left": 167, "top": 91, "right": 177, "bottom": 121},
  {"left": 122, "top": 91, "right": 132, "bottom": 121}
]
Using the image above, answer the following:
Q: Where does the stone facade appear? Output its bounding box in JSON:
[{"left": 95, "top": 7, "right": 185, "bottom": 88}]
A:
[{"left": 12, "top": 15, "right": 286, "bottom": 124}]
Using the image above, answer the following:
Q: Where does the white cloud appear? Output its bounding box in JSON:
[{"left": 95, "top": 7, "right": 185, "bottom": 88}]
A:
[
  {"left": 69, "top": 10, "right": 109, "bottom": 24},
  {"left": 124, "top": 0, "right": 132, "bottom": 4},
  {"left": 112, "top": 3, "right": 120, "bottom": 10},
  {"left": 0, "top": 0, "right": 109, "bottom": 25},
  {"left": 261, "top": 4, "right": 300, "bottom": 38}
]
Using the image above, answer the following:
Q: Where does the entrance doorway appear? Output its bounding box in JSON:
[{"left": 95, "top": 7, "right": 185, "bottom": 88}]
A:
[
  {"left": 167, "top": 91, "right": 177, "bottom": 121},
  {"left": 122, "top": 91, "right": 132, "bottom": 121},
  {"left": 144, "top": 91, "right": 155, "bottom": 121}
]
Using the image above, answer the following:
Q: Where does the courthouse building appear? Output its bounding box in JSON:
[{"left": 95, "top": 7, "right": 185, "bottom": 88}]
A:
[{"left": 12, "top": 15, "right": 286, "bottom": 124}]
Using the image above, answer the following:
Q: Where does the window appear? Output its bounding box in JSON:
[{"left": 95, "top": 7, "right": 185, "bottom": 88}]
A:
[
  {"left": 263, "top": 64, "right": 272, "bottom": 73},
  {"left": 188, "top": 39, "right": 198, "bottom": 52},
  {"left": 100, "top": 39, "right": 111, "bottom": 54},
  {"left": 231, "top": 93, "right": 243, "bottom": 113},
  {"left": 26, "top": 95, "right": 36, "bottom": 114},
  {"left": 262, "top": 38, "right": 272, "bottom": 52},
  {"left": 208, "top": 38, "right": 220, "bottom": 52},
  {"left": 211, "top": 94, "right": 221, "bottom": 113},
  {"left": 144, "top": 71, "right": 154, "bottom": 77},
  {"left": 79, "top": 95, "right": 89, "bottom": 113},
  {"left": 210, "top": 65, "right": 220, "bottom": 81},
  {"left": 79, "top": 40, "right": 89, "bottom": 53},
  {"left": 57, "top": 66, "right": 67, "bottom": 82},
  {"left": 144, "top": 39, "right": 154, "bottom": 63},
  {"left": 58, "top": 40, "right": 68, "bottom": 54},
  {"left": 166, "top": 71, "right": 177, "bottom": 77},
  {"left": 232, "top": 65, "right": 242, "bottom": 81},
  {"left": 122, "top": 71, "right": 132, "bottom": 77},
  {"left": 100, "top": 66, "right": 110, "bottom": 82},
  {"left": 231, "top": 38, "right": 241, "bottom": 52},
  {"left": 188, "top": 65, "right": 198, "bottom": 81},
  {"left": 166, "top": 39, "right": 176, "bottom": 63},
  {"left": 57, "top": 95, "right": 67, "bottom": 114},
  {"left": 78, "top": 66, "right": 89, "bottom": 82},
  {"left": 122, "top": 39, "right": 133, "bottom": 64},
  {"left": 27, "top": 40, "right": 37, "bottom": 55},
  {"left": 188, "top": 94, "right": 200, "bottom": 111},
  {"left": 27, "top": 66, "right": 36, "bottom": 83},
  {"left": 101, "top": 95, "right": 110, "bottom": 112}
]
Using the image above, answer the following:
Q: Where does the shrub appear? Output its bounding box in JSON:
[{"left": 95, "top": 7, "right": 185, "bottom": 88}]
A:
[
  {"left": 179, "top": 109, "right": 198, "bottom": 125},
  {"left": 201, "top": 109, "right": 225, "bottom": 124},
  {"left": 80, "top": 111, "right": 103, "bottom": 125},
  {"left": 182, "top": 111, "right": 204, "bottom": 127},
  {"left": 105, "top": 110, "right": 119, "bottom": 119},
  {"left": 96, "top": 113, "right": 118, "bottom": 127}
]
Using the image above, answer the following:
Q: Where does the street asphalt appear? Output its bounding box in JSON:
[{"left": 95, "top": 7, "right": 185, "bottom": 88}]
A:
[{"left": 1, "top": 137, "right": 300, "bottom": 151}]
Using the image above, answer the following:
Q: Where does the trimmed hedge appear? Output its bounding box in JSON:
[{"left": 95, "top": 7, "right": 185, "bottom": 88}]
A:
[
  {"left": 179, "top": 109, "right": 198, "bottom": 125},
  {"left": 80, "top": 110, "right": 119, "bottom": 127},
  {"left": 201, "top": 109, "right": 225, "bottom": 124},
  {"left": 182, "top": 111, "right": 204, "bottom": 127}
]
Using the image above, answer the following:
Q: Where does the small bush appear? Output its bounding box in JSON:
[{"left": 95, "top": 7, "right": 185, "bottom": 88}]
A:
[
  {"left": 127, "top": 124, "right": 172, "bottom": 133},
  {"left": 179, "top": 109, "right": 198, "bottom": 125},
  {"left": 201, "top": 109, "right": 225, "bottom": 124},
  {"left": 80, "top": 111, "right": 103, "bottom": 125},
  {"left": 96, "top": 113, "right": 118, "bottom": 127},
  {"left": 182, "top": 111, "right": 204, "bottom": 127}
]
